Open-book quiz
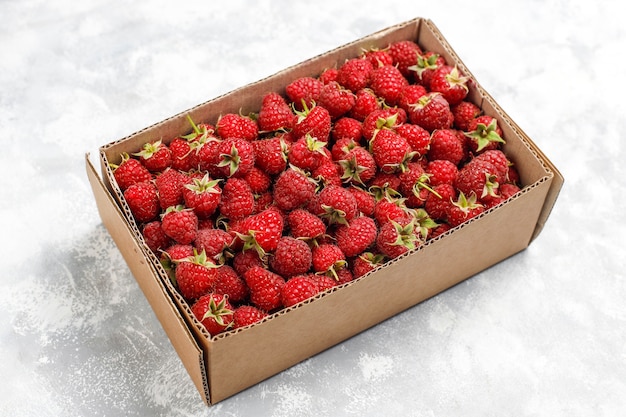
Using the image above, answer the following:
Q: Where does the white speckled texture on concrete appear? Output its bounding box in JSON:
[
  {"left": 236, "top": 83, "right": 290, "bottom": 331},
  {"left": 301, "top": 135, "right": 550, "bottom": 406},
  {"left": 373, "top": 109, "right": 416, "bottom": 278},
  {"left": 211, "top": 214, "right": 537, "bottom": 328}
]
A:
[{"left": 1, "top": 0, "right": 625, "bottom": 416}]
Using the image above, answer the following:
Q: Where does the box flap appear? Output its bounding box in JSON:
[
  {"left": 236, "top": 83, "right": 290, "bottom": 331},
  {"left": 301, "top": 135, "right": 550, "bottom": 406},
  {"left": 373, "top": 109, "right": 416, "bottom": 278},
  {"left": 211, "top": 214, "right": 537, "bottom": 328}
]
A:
[{"left": 85, "top": 154, "right": 211, "bottom": 404}]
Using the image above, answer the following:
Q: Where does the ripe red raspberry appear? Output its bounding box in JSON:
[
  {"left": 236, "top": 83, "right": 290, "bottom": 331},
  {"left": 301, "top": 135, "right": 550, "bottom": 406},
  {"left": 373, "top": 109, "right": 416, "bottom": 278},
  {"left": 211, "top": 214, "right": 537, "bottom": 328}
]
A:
[
  {"left": 408, "top": 92, "right": 454, "bottom": 132},
  {"left": 465, "top": 115, "right": 505, "bottom": 153},
  {"left": 375, "top": 218, "right": 421, "bottom": 259},
  {"left": 232, "top": 249, "right": 265, "bottom": 277},
  {"left": 161, "top": 205, "right": 198, "bottom": 245},
  {"left": 257, "top": 92, "right": 296, "bottom": 132},
  {"left": 361, "top": 107, "right": 405, "bottom": 141},
  {"left": 398, "top": 84, "right": 428, "bottom": 114},
  {"left": 335, "top": 268, "right": 354, "bottom": 285},
  {"left": 428, "top": 222, "right": 452, "bottom": 240},
  {"left": 410, "top": 51, "right": 447, "bottom": 88},
  {"left": 424, "top": 183, "right": 457, "bottom": 221},
  {"left": 318, "top": 184, "right": 359, "bottom": 225},
  {"left": 213, "top": 137, "right": 255, "bottom": 179},
  {"left": 182, "top": 173, "right": 222, "bottom": 219},
  {"left": 312, "top": 161, "right": 343, "bottom": 188},
  {"left": 196, "top": 137, "right": 222, "bottom": 176},
  {"left": 351, "top": 252, "right": 386, "bottom": 278},
  {"left": 310, "top": 273, "right": 338, "bottom": 292},
  {"left": 370, "top": 64, "right": 409, "bottom": 106},
  {"left": 336, "top": 57, "right": 374, "bottom": 93},
  {"left": 269, "top": 237, "right": 313, "bottom": 278},
  {"left": 292, "top": 104, "right": 332, "bottom": 143},
  {"left": 370, "top": 129, "right": 413, "bottom": 174},
  {"left": 499, "top": 182, "right": 521, "bottom": 200},
  {"left": 191, "top": 293, "right": 234, "bottom": 336},
  {"left": 312, "top": 243, "right": 347, "bottom": 276},
  {"left": 429, "top": 65, "right": 470, "bottom": 105},
  {"left": 349, "top": 186, "right": 376, "bottom": 217},
  {"left": 219, "top": 178, "right": 255, "bottom": 220},
  {"left": 331, "top": 117, "right": 363, "bottom": 143},
  {"left": 286, "top": 209, "right": 327, "bottom": 241},
  {"left": 252, "top": 136, "right": 289, "bottom": 175},
  {"left": 455, "top": 159, "right": 501, "bottom": 203},
  {"left": 388, "top": 40, "right": 422, "bottom": 78},
  {"left": 162, "top": 243, "right": 194, "bottom": 264},
  {"left": 398, "top": 161, "right": 427, "bottom": 198},
  {"left": 133, "top": 140, "right": 172, "bottom": 173},
  {"left": 272, "top": 167, "right": 317, "bottom": 211},
  {"left": 373, "top": 195, "right": 411, "bottom": 225},
  {"left": 233, "top": 305, "right": 268, "bottom": 329},
  {"left": 244, "top": 266, "right": 286, "bottom": 312},
  {"left": 426, "top": 159, "right": 459, "bottom": 186},
  {"left": 369, "top": 172, "right": 402, "bottom": 195},
  {"left": 395, "top": 123, "right": 430, "bottom": 157},
  {"left": 471, "top": 149, "right": 510, "bottom": 180},
  {"left": 213, "top": 265, "right": 249, "bottom": 304},
  {"left": 317, "top": 81, "right": 356, "bottom": 119},
  {"left": 331, "top": 137, "right": 358, "bottom": 161},
  {"left": 334, "top": 216, "right": 378, "bottom": 258},
  {"left": 349, "top": 88, "right": 380, "bottom": 122},
  {"left": 216, "top": 113, "right": 258, "bottom": 142},
  {"left": 428, "top": 129, "right": 465, "bottom": 166},
  {"left": 124, "top": 181, "right": 160, "bottom": 223},
  {"left": 338, "top": 145, "right": 377, "bottom": 185},
  {"left": 153, "top": 168, "right": 188, "bottom": 211},
  {"left": 112, "top": 153, "right": 152, "bottom": 191},
  {"left": 142, "top": 220, "right": 171, "bottom": 253},
  {"left": 288, "top": 134, "right": 331, "bottom": 172},
  {"left": 286, "top": 76, "right": 324, "bottom": 110},
  {"left": 451, "top": 100, "right": 481, "bottom": 131},
  {"left": 194, "top": 228, "right": 233, "bottom": 264},
  {"left": 253, "top": 191, "right": 274, "bottom": 214},
  {"left": 175, "top": 250, "right": 219, "bottom": 300},
  {"left": 169, "top": 136, "right": 199, "bottom": 172},
  {"left": 446, "top": 192, "right": 485, "bottom": 227},
  {"left": 281, "top": 276, "right": 320, "bottom": 307},
  {"left": 362, "top": 47, "right": 394, "bottom": 68},
  {"left": 319, "top": 67, "right": 339, "bottom": 84},
  {"left": 238, "top": 208, "right": 285, "bottom": 256},
  {"left": 243, "top": 166, "right": 271, "bottom": 194}
]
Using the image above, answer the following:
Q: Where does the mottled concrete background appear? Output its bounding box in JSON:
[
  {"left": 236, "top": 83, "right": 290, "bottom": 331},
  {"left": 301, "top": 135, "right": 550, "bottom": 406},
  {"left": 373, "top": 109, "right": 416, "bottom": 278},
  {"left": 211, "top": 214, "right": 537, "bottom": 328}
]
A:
[{"left": 1, "top": 0, "right": 625, "bottom": 416}]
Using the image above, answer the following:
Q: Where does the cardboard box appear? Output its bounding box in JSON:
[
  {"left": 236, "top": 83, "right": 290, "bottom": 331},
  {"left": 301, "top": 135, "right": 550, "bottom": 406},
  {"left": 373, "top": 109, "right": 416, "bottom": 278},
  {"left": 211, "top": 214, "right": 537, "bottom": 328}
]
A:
[{"left": 86, "top": 18, "right": 563, "bottom": 405}]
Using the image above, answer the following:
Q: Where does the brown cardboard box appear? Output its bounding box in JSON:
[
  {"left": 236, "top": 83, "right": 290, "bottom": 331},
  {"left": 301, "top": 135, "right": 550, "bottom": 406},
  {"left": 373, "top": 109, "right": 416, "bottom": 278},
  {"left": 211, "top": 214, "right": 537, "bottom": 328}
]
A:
[{"left": 86, "top": 18, "right": 563, "bottom": 405}]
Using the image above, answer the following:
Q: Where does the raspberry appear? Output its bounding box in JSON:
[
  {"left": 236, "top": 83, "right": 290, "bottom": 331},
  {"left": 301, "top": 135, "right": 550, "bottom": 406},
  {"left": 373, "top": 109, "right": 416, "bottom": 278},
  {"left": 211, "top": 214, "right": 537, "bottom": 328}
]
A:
[
  {"left": 281, "top": 276, "right": 320, "bottom": 307},
  {"left": 269, "top": 237, "right": 313, "bottom": 278}
]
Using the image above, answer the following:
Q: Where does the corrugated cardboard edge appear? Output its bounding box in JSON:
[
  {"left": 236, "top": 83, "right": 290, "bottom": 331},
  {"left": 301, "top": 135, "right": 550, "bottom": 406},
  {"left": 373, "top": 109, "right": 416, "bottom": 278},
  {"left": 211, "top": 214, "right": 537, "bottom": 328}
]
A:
[{"left": 85, "top": 154, "right": 210, "bottom": 405}]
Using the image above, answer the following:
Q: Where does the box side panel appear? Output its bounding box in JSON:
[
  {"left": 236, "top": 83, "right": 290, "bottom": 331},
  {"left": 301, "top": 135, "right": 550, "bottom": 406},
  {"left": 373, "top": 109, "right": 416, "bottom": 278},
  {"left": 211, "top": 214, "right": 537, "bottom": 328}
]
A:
[
  {"left": 85, "top": 155, "right": 211, "bottom": 405},
  {"left": 206, "top": 175, "right": 553, "bottom": 403}
]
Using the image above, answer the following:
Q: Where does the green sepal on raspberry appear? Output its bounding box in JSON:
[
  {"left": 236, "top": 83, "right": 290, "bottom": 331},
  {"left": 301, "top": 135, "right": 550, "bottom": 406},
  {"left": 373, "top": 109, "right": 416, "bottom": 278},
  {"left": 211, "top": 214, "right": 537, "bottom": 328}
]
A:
[
  {"left": 388, "top": 219, "right": 419, "bottom": 250},
  {"left": 200, "top": 294, "right": 234, "bottom": 328},
  {"left": 182, "top": 114, "right": 215, "bottom": 141},
  {"left": 464, "top": 118, "right": 505, "bottom": 152},
  {"left": 480, "top": 171, "right": 500, "bottom": 200},
  {"left": 191, "top": 293, "right": 235, "bottom": 336},
  {"left": 133, "top": 139, "right": 164, "bottom": 160},
  {"left": 408, "top": 52, "right": 441, "bottom": 79},
  {"left": 217, "top": 142, "right": 243, "bottom": 177},
  {"left": 338, "top": 153, "right": 370, "bottom": 186},
  {"left": 411, "top": 172, "right": 442, "bottom": 199},
  {"left": 184, "top": 173, "right": 221, "bottom": 195},
  {"left": 446, "top": 191, "right": 486, "bottom": 227},
  {"left": 412, "top": 208, "right": 439, "bottom": 240}
]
